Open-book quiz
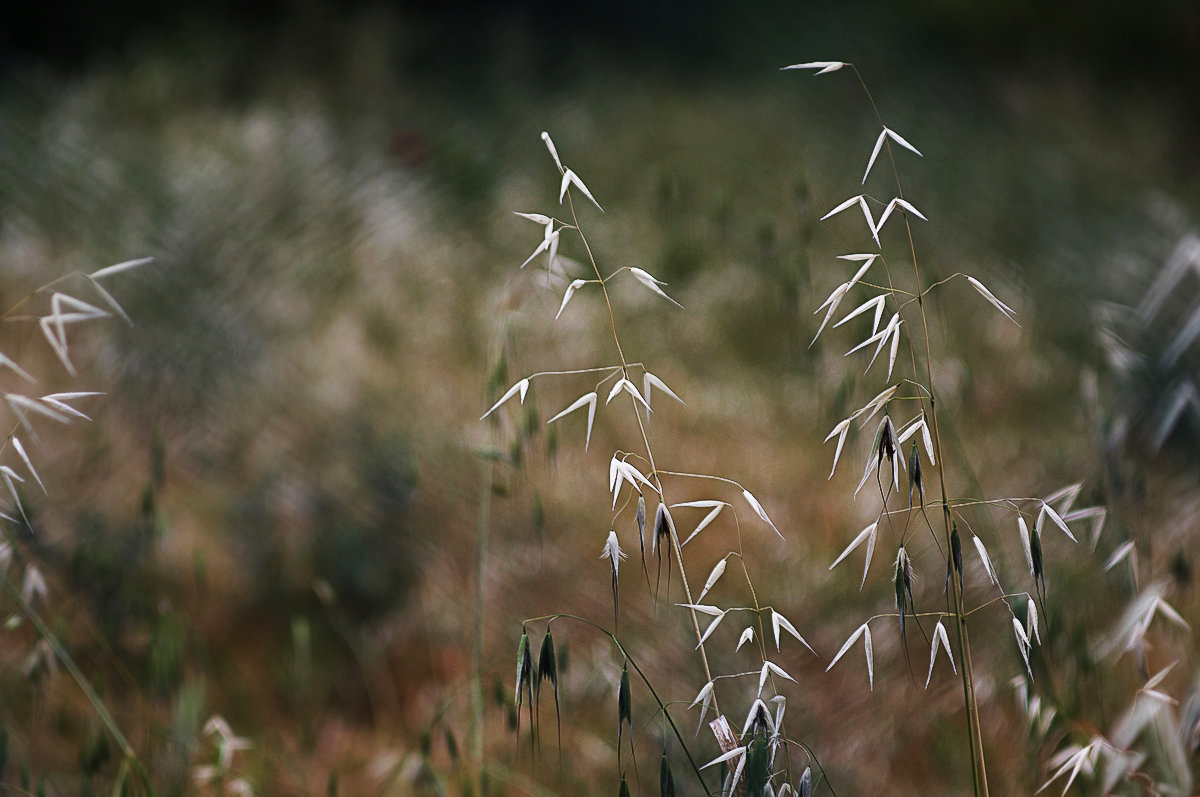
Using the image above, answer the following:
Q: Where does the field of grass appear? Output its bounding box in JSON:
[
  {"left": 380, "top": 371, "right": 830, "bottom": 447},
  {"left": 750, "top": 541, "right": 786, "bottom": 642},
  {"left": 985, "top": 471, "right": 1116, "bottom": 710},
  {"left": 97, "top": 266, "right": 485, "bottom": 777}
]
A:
[{"left": 0, "top": 9, "right": 1198, "bottom": 794}]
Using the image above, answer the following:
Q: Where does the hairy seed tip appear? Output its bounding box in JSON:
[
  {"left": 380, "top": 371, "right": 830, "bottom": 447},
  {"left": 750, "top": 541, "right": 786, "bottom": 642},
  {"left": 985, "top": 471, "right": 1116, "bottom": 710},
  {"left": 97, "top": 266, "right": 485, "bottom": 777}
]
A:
[
  {"left": 601, "top": 530, "right": 627, "bottom": 574},
  {"left": 894, "top": 550, "right": 908, "bottom": 611}
]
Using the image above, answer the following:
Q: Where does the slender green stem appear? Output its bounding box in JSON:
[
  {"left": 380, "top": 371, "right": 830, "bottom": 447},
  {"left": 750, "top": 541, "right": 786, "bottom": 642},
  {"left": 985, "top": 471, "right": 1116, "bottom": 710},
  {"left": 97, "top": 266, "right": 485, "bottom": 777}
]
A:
[
  {"left": 0, "top": 570, "right": 155, "bottom": 794},
  {"left": 850, "top": 63, "right": 989, "bottom": 796}
]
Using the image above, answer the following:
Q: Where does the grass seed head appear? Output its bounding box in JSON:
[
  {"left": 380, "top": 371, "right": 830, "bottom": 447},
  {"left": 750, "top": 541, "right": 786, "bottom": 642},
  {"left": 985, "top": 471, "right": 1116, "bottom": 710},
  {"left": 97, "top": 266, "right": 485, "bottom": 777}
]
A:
[
  {"left": 895, "top": 547, "right": 916, "bottom": 636},
  {"left": 601, "top": 530, "right": 627, "bottom": 579},
  {"left": 660, "top": 754, "right": 676, "bottom": 797},
  {"left": 879, "top": 415, "right": 896, "bottom": 467},
  {"left": 601, "top": 531, "right": 626, "bottom": 628},
  {"left": 636, "top": 495, "right": 646, "bottom": 542},
  {"left": 950, "top": 523, "right": 964, "bottom": 592},
  {"left": 537, "top": 629, "right": 558, "bottom": 702},
  {"left": 652, "top": 501, "right": 673, "bottom": 555},
  {"left": 515, "top": 629, "right": 533, "bottom": 709},
  {"left": 798, "top": 766, "right": 812, "bottom": 797},
  {"left": 537, "top": 628, "right": 562, "bottom": 750},
  {"left": 1031, "top": 525, "right": 1046, "bottom": 598},
  {"left": 907, "top": 442, "right": 923, "bottom": 506}
]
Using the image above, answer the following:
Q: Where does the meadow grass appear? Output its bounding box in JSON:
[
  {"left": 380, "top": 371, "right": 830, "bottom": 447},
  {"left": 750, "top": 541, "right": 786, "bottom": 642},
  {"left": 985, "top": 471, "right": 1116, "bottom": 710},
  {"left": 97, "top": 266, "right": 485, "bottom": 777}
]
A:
[
  {"left": 484, "top": 61, "right": 1200, "bottom": 797},
  {"left": 0, "top": 27, "right": 1197, "bottom": 793}
]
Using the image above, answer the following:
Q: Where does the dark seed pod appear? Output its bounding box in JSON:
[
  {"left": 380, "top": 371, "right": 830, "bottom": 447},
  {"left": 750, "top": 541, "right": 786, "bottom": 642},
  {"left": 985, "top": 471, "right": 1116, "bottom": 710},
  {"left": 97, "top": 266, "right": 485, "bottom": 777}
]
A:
[
  {"left": 653, "top": 502, "right": 674, "bottom": 555},
  {"left": 619, "top": 776, "right": 631, "bottom": 797},
  {"left": 537, "top": 630, "right": 558, "bottom": 704},
  {"left": 537, "top": 629, "right": 562, "bottom": 750},
  {"left": 751, "top": 701, "right": 772, "bottom": 738},
  {"left": 869, "top": 418, "right": 887, "bottom": 467},
  {"left": 1031, "top": 526, "right": 1046, "bottom": 598},
  {"left": 879, "top": 415, "right": 896, "bottom": 466},
  {"left": 894, "top": 547, "right": 912, "bottom": 635},
  {"left": 950, "top": 523, "right": 964, "bottom": 592},
  {"left": 907, "top": 442, "right": 923, "bottom": 506},
  {"left": 660, "top": 754, "right": 676, "bottom": 797}
]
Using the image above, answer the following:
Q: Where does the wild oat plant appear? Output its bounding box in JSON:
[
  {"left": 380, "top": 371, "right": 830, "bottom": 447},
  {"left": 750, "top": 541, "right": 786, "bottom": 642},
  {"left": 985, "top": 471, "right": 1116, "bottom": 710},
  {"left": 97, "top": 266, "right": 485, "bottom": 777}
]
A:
[
  {"left": 0, "top": 257, "right": 154, "bottom": 788},
  {"left": 485, "top": 132, "right": 825, "bottom": 795},
  {"left": 782, "top": 61, "right": 1184, "bottom": 796},
  {"left": 484, "top": 62, "right": 1193, "bottom": 796},
  {"left": 1007, "top": 225, "right": 1200, "bottom": 795}
]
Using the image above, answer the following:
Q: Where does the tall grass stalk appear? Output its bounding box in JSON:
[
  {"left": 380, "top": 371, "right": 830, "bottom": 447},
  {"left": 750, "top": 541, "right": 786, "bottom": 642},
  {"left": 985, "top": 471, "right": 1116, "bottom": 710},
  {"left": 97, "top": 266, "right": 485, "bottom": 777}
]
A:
[
  {"left": 487, "top": 60, "right": 1116, "bottom": 794},
  {"left": 789, "top": 61, "right": 1108, "bottom": 795},
  {"left": 559, "top": 176, "right": 721, "bottom": 703},
  {"left": 790, "top": 61, "right": 988, "bottom": 786},
  {"left": 487, "top": 131, "right": 822, "bottom": 794}
]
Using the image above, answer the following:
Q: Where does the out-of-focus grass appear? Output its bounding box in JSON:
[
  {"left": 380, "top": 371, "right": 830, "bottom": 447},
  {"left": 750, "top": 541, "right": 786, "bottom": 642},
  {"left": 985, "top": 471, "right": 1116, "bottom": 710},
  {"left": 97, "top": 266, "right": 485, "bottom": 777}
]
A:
[{"left": 0, "top": 9, "right": 1196, "bottom": 794}]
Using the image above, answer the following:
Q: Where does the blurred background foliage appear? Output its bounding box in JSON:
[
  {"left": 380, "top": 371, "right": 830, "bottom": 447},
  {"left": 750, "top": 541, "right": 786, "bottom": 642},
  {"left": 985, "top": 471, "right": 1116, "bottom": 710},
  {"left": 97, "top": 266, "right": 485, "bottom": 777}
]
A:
[{"left": 0, "top": 0, "right": 1198, "bottom": 793}]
